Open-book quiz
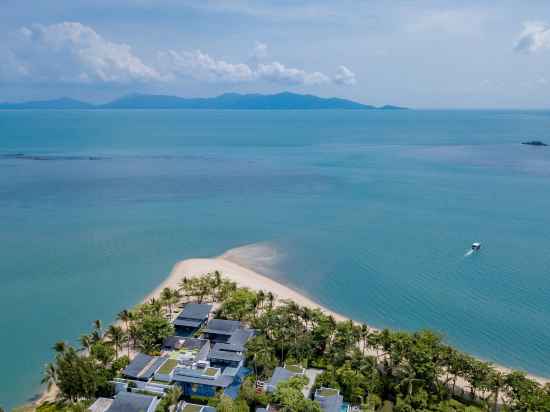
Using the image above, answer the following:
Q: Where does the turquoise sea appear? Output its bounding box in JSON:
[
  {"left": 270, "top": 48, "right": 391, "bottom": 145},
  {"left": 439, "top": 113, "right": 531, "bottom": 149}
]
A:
[{"left": 2, "top": 109, "right": 550, "bottom": 409}]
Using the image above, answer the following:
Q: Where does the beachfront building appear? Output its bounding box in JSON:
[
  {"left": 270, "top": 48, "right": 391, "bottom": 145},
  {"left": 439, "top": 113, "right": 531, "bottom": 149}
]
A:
[
  {"left": 122, "top": 352, "right": 167, "bottom": 381},
  {"left": 170, "top": 322, "right": 254, "bottom": 397},
  {"left": 314, "top": 388, "right": 345, "bottom": 412},
  {"left": 201, "top": 319, "right": 244, "bottom": 343},
  {"left": 88, "top": 391, "right": 159, "bottom": 412},
  {"left": 173, "top": 303, "right": 213, "bottom": 336},
  {"left": 208, "top": 327, "right": 254, "bottom": 368}
]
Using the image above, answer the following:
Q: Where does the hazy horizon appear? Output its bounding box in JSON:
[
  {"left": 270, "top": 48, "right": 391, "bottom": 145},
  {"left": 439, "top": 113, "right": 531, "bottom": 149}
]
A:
[{"left": 2, "top": 1, "right": 550, "bottom": 109}]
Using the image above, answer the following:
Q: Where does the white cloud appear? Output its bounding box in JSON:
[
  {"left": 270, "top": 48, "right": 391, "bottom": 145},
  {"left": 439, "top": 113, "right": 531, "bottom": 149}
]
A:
[
  {"left": 1, "top": 23, "right": 356, "bottom": 87},
  {"left": 256, "top": 62, "right": 330, "bottom": 85},
  {"left": 2, "top": 22, "right": 162, "bottom": 83},
  {"left": 159, "top": 49, "right": 255, "bottom": 83},
  {"left": 161, "top": 44, "right": 352, "bottom": 86},
  {"left": 333, "top": 65, "right": 356, "bottom": 85},
  {"left": 514, "top": 22, "right": 550, "bottom": 53}
]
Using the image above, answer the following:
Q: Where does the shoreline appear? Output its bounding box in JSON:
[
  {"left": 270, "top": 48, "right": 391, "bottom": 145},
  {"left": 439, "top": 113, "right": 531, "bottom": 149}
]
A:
[
  {"left": 145, "top": 248, "right": 550, "bottom": 386},
  {"left": 32, "top": 245, "right": 549, "bottom": 408}
]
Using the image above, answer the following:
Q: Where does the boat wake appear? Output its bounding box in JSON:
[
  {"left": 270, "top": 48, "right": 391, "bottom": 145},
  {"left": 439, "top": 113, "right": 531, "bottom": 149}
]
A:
[{"left": 464, "top": 250, "right": 474, "bottom": 257}]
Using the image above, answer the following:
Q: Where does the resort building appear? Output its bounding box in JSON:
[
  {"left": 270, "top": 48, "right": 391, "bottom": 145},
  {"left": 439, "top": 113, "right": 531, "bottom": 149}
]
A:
[
  {"left": 314, "top": 388, "right": 345, "bottom": 412},
  {"left": 88, "top": 391, "right": 159, "bottom": 412},
  {"left": 122, "top": 352, "right": 167, "bottom": 381},
  {"left": 201, "top": 319, "right": 244, "bottom": 343},
  {"left": 173, "top": 303, "right": 213, "bottom": 336}
]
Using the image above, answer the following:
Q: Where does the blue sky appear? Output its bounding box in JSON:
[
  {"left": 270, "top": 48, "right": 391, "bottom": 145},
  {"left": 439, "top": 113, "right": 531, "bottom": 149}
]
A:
[{"left": 1, "top": 0, "right": 550, "bottom": 108}]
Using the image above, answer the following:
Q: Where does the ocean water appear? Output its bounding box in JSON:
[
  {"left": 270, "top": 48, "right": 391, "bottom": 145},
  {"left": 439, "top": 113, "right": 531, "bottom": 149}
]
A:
[{"left": 2, "top": 109, "right": 550, "bottom": 409}]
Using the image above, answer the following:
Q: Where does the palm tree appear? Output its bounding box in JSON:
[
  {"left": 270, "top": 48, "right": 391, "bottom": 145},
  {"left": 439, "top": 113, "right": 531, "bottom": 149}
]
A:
[
  {"left": 41, "top": 362, "right": 57, "bottom": 390},
  {"left": 79, "top": 334, "right": 92, "bottom": 352},
  {"left": 52, "top": 341, "right": 67, "bottom": 353},
  {"left": 105, "top": 325, "right": 127, "bottom": 359},
  {"left": 160, "top": 288, "right": 181, "bottom": 319},
  {"left": 148, "top": 297, "right": 164, "bottom": 316},
  {"left": 266, "top": 291, "right": 275, "bottom": 310},
  {"left": 91, "top": 319, "right": 102, "bottom": 342},
  {"left": 117, "top": 309, "right": 131, "bottom": 331}
]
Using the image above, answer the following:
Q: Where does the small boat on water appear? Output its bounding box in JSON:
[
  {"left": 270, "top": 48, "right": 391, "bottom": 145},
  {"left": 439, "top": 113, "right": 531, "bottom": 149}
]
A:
[{"left": 471, "top": 242, "right": 481, "bottom": 251}]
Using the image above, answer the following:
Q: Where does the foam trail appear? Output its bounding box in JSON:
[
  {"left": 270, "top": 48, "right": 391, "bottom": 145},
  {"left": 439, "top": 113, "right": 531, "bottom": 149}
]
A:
[{"left": 464, "top": 250, "right": 474, "bottom": 257}]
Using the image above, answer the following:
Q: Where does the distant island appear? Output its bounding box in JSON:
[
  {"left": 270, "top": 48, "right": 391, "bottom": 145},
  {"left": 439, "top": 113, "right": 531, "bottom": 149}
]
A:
[
  {"left": 0, "top": 92, "right": 407, "bottom": 110},
  {"left": 522, "top": 140, "right": 548, "bottom": 147}
]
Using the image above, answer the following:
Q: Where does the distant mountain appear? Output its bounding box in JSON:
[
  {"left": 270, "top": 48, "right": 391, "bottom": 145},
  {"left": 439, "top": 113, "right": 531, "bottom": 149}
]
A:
[
  {"left": 0, "top": 93, "right": 407, "bottom": 110},
  {"left": 0, "top": 97, "right": 93, "bottom": 110},
  {"left": 100, "top": 92, "right": 377, "bottom": 110}
]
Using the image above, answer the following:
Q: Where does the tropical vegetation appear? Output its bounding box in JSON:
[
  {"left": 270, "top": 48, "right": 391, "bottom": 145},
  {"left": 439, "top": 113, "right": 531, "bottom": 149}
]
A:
[{"left": 36, "top": 273, "right": 550, "bottom": 411}]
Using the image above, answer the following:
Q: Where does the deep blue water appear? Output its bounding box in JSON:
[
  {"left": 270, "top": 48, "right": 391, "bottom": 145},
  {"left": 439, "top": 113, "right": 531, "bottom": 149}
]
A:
[{"left": 1, "top": 109, "right": 550, "bottom": 409}]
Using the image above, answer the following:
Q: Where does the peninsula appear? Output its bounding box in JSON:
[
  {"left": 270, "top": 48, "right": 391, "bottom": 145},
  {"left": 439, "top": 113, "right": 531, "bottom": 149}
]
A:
[{"left": 28, "top": 246, "right": 550, "bottom": 412}]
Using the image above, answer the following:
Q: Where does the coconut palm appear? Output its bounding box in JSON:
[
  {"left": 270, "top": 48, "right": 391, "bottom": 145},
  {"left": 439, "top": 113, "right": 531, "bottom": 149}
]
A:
[
  {"left": 160, "top": 287, "right": 181, "bottom": 319},
  {"left": 79, "top": 334, "right": 92, "bottom": 352},
  {"left": 117, "top": 309, "right": 131, "bottom": 330},
  {"left": 105, "top": 325, "right": 127, "bottom": 359},
  {"left": 52, "top": 341, "right": 67, "bottom": 353}
]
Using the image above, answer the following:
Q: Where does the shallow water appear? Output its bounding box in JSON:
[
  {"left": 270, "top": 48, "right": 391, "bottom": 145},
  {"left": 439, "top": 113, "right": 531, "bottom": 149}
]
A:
[{"left": 1, "top": 109, "right": 550, "bottom": 409}]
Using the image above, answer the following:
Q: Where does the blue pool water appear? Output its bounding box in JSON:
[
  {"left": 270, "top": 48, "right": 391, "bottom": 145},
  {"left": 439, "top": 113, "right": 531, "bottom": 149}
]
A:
[{"left": 1, "top": 109, "right": 550, "bottom": 409}]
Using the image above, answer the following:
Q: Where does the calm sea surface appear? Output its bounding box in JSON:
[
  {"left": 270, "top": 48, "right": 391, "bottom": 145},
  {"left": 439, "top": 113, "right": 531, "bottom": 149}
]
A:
[{"left": 2, "top": 110, "right": 550, "bottom": 409}]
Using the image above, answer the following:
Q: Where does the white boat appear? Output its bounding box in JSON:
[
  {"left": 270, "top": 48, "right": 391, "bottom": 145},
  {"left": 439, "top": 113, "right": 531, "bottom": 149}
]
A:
[{"left": 471, "top": 242, "right": 481, "bottom": 251}]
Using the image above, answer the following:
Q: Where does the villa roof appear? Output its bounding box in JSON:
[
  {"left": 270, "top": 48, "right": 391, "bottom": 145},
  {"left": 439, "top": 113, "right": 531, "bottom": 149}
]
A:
[
  {"left": 212, "top": 342, "right": 243, "bottom": 353},
  {"left": 122, "top": 353, "right": 167, "bottom": 380},
  {"left": 208, "top": 344, "right": 244, "bottom": 363},
  {"left": 106, "top": 391, "right": 157, "bottom": 412},
  {"left": 202, "top": 319, "right": 243, "bottom": 335},
  {"left": 164, "top": 336, "right": 209, "bottom": 351},
  {"left": 88, "top": 398, "right": 113, "bottom": 412},
  {"left": 178, "top": 303, "right": 212, "bottom": 320},
  {"left": 227, "top": 328, "right": 254, "bottom": 347},
  {"left": 172, "top": 371, "right": 234, "bottom": 388},
  {"left": 266, "top": 367, "right": 298, "bottom": 391}
]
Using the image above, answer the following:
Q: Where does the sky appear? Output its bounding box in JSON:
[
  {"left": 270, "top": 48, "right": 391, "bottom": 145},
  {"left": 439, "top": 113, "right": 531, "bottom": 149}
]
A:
[{"left": 1, "top": 0, "right": 550, "bottom": 108}]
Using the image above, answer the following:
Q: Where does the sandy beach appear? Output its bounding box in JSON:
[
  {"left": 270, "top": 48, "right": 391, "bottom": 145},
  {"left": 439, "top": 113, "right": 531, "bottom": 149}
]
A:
[
  {"left": 144, "top": 244, "right": 550, "bottom": 387},
  {"left": 144, "top": 245, "right": 352, "bottom": 324}
]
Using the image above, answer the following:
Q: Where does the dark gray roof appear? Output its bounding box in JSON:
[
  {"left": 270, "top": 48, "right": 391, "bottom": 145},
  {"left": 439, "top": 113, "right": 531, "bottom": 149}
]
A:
[
  {"left": 208, "top": 345, "right": 244, "bottom": 363},
  {"left": 178, "top": 303, "right": 212, "bottom": 320},
  {"left": 202, "top": 319, "right": 242, "bottom": 335},
  {"left": 107, "top": 391, "right": 156, "bottom": 412},
  {"left": 122, "top": 353, "right": 166, "bottom": 380},
  {"left": 172, "top": 371, "right": 234, "bottom": 388},
  {"left": 173, "top": 318, "right": 203, "bottom": 328},
  {"left": 266, "top": 367, "right": 296, "bottom": 391},
  {"left": 227, "top": 329, "right": 254, "bottom": 347},
  {"left": 212, "top": 343, "right": 243, "bottom": 353}
]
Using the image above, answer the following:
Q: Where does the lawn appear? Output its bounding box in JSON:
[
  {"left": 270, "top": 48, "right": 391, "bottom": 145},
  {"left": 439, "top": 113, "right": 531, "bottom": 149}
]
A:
[
  {"left": 204, "top": 367, "right": 218, "bottom": 376},
  {"left": 317, "top": 388, "right": 339, "bottom": 397},
  {"left": 285, "top": 364, "right": 303, "bottom": 373},
  {"left": 158, "top": 358, "right": 178, "bottom": 374}
]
